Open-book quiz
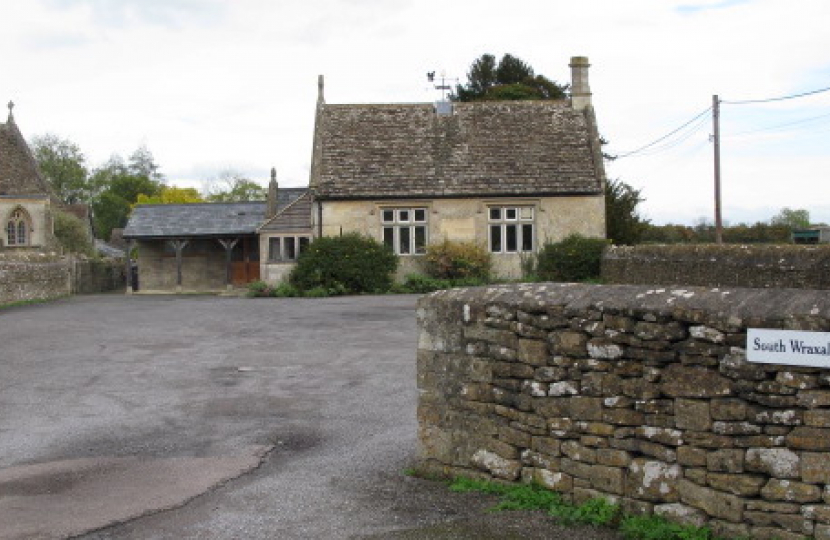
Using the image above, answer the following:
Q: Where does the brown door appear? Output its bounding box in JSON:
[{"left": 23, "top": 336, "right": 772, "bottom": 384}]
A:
[{"left": 231, "top": 237, "right": 260, "bottom": 285}]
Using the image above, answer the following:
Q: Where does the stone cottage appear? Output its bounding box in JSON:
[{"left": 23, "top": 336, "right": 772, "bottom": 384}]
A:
[
  {"left": 125, "top": 56, "right": 606, "bottom": 292},
  {"left": 0, "top": 102, "right": 57, "bottom": 251}
]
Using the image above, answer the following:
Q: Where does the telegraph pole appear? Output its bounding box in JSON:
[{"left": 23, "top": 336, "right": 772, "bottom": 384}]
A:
[{"left": 712, "top": 94, "right": 723, "bottom": 244}]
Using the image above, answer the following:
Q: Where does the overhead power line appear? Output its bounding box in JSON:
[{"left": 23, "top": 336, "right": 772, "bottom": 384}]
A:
[
  {"left": 722, "top": 85, "right": 830, "bottom": 105},
  {"left": 727, "top": 111, "right": 830, "bottom": 138},
  {"left": 614, "top": 106, "right": 712, "bottom": 159}
]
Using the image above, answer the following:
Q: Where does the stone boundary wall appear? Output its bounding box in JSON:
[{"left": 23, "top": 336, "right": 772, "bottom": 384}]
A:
[
  {"left": 0, "top": 253, "right": 124, "bottom": 305},
  {"left": 70, "top": 258, "right": 126, "bottom": 295},
  {"left": 417, "top": 283, "right": 830, "bottom": 539},
  {"left": 602, "top": 244, "right": 830, "bottom": 290}
]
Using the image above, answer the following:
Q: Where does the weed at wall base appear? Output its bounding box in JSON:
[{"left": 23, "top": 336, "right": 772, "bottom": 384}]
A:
[{"left": 445, "top": 475, "right": 740, "bottom": 540}]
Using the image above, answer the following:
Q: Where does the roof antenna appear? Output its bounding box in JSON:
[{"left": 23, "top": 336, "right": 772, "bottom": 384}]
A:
[{"left": 426, "top": 70, "right": 457, "bottom": 101}]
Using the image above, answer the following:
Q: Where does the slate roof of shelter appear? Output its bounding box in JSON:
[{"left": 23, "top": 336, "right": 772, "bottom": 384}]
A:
[
  {"left": 313, "top": 100, "right": 604, "bottom": 200},
  {"left": 0, "top": 113, "right": 58, "bottom": 199},
  {"left": 123, "top": 188, "right": 307, "bottom": 239}
]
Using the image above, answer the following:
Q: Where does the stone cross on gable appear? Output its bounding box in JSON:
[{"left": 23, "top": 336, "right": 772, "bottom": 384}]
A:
[{"left": 7, "top": 100, "right": 13, "bottom": 120}]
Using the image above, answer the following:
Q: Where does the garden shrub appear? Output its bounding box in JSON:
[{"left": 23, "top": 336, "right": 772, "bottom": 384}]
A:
[
  {"left": 289, "top": 233, "right": 398, "bottom": 294},
  {"left": 424, "top": 240, "right": 491, "bottom": 280},
  {"left": 536, "top": 234, "right": 609, "bottom": 282},
  {"left": 54, "top": 209, "right": 95, "bottom": 256}
]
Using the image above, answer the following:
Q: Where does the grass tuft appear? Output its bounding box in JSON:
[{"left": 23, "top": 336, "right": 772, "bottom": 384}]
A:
[
  {"left": 551, "top": 496, "right": 620, "bottom": 526},
  {"left": 440, "top": 476, "right": 744, "bottom": 540}
]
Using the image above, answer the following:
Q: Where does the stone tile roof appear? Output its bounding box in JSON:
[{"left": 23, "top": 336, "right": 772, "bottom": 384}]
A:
[
  {"left": 123, "top": 188, "right": 306, "bottom": 239},
  {"left": 259, "top": 191, "right": 313, "bottom": 233},
  {"left": 0, "top": 116, "right": 57, "bottom": 199},
  {"left": 313, "top": 101, "right": 604, "bottom": 200}
]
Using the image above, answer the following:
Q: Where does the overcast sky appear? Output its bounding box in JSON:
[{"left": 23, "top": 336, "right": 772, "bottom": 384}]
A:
[{"left": 2, "top": 0, "right": 828, "bottom": 225}]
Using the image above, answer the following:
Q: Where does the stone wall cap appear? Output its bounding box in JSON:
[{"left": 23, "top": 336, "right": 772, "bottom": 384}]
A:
[{"left": 420, "top": 283, "right": 830, "bottom": 322}]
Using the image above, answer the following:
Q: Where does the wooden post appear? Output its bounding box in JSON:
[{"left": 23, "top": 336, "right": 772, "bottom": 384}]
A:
[
  {"left": 217, "top": 238, "right": 239, "bottom": 290},
  {"left": 169, "top": 239, "right": 189, "bottom": 293},
  {"left": 125, "top": 240, "right": 135, "bottom": 294}
]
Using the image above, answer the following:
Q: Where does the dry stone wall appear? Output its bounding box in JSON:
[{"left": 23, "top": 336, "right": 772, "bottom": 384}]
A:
[
  {"left": 417, "top": 283, "right": 830, "bottom": 539},
  {"left": 0, "top": 252, "right": 124, "bottom": 305},
  {"left": 602, "top": 244, "right": 830, "bottom": 290}
]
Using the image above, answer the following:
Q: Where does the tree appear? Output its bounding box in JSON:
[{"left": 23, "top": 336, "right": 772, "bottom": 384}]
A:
[
  {"left": 203, "top": 170, "right": 266, "bottom": 202},
  {"left": 771, "top": 207, "right": 810, "bottom": 230},
  {"left": 135, "top": 186, "right": 203, "bottom": 205},
  {"left": 127, "top": 145, "right": 164, "bottom": 182},
  {"left": 90, "top": 152, "right": 164, "bottom": 240},
  {"left": 30, "top": 134, "right": 90, "bottom": 204},
  {"left": 453, "top": 53, "right": 567, "bottom": 102},
  {"left": 605, "top": 179, "right": 650, "bottom": 245}
]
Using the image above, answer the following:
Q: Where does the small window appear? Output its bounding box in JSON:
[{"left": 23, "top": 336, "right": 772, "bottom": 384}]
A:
[
  {"left": 522, "top": 224, "right": 534, "bottom": 252},
  {"left": 380, "top": 207, "right": 429, "bottom": 256},
  {"left": 488, "top": 206, "right": 534, "bottom": 254},
  {"left": 414, "top": 226, "right": 427, "bottom": 254},
  {"left": 285, "top": 237, "right": 297, "bottom": 260},
  {"left": 267, "top": 235, "right": 311, "bottom": 261},
  {"left": 268, "top": 238, "right": 281, "bottom": 262},
  {"left": 399, "top": 227, "right": 411, "bottom": 255},
  {"left": 6, "top": 208, "right": 30, "bottom": 247},
  {"left": 506, "top": 224, "right": 518, "bottom": 252},
  {"left": 490, "top": 225, "right": 502, "bottom": 252}
]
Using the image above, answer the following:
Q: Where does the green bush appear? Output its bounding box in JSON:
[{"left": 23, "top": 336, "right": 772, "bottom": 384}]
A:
[
  {"left": 289, "top": 233, "right": 398, "bottom": 294},
  {"left": 54, "top": 209, "right": 95, "bottom": 256},
  {"left": 536, "top": 234, "right": 609, "bottom": 282},
  {"left": 246, "top": 281, "right": 301, "bottom": 298},
  {"left": 424, "top": 240, "right": 491, "bottom": 280}
]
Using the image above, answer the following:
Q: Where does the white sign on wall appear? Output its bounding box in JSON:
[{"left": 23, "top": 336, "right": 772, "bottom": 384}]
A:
[{"left": 747, "top": 329, "right": 830, "bottom": 368}]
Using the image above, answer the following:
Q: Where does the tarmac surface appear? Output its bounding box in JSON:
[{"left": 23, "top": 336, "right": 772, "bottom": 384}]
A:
[{"left": 0, "top": 294, "right": 622, "bottom": 539}]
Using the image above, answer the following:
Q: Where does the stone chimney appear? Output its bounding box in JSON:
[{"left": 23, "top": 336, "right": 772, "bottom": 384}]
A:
[
  {"left": 266, "top": 167, "right": 278, "bottom": 219},
  {"left": 317, "top": 74, "right": 325, "bottom": 105},
  {"left": 569, "top": 56, "right": 592, "bottom": 111}
]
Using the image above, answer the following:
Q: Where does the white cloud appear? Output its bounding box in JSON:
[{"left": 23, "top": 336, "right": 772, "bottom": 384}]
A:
[{"left": 2, "top": 0, "right": 828, "bottom": 223}]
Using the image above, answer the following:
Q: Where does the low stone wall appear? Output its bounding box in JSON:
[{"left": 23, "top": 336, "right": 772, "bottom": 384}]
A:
[
  {"left": 417, "top": 283, "right": 830, "bottom": 539},
  {"left": 602, "top": 244, "right": 830, "bottom": 290},
  {"left": 0, "top": 252, "right": 69, "bottom": 305},
  {"left": 0, "top": 253, "right": 124, "bottom": 305},
  {"left": 71, "top": 258, "right": 126, "bottom": 295}
]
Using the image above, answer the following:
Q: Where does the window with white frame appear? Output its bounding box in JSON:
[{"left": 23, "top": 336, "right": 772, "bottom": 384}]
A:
[
  {"left": 268, "top": 235, "right": 311, "bottom": 262},
  {"left": 381, "top": 207, "right": 427, "bottom": 255},
  {"left": 488, "top": 206, "right": 534, "bottom": 253},
  {"left": 6, "top": 208, "right": 30, "bottom": 247}
]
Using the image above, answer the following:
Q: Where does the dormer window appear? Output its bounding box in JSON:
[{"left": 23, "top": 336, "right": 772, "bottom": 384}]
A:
[{"left": 6, "top": 208, "right": 30, "bottom": 247}]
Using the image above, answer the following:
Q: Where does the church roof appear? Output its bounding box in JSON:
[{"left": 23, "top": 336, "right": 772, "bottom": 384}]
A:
[
  {"left": 0, "top": 108, "right": 57, "bottom": 199},
  {"left": 123, "top": 188, "right": 307, "bottom": 239},
  {"left": 312, "top": 100, "right": 605, "bottom": 200}
]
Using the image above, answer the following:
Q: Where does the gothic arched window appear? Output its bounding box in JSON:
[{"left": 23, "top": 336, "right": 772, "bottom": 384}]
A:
[{"left": 6, "top": 208, "right": 30, "bottom": 246}]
